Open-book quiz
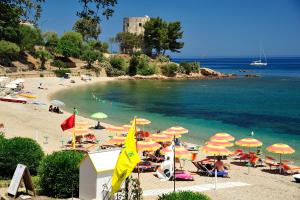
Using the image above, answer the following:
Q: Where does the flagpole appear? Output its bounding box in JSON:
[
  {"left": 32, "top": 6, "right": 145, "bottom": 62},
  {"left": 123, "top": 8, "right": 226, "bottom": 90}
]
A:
[
  {"left": 173, "top": 134, "right": 176, "bottom": 192},
  {"left": 135, "top": 117, "right": 141, "bottom": 200},
  {"left": 71, "top": 108, "right": 76, "bottom": 200}
]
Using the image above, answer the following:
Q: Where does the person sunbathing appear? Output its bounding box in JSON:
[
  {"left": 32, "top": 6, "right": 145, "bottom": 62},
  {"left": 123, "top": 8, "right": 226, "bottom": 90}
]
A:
[{"left": 214, "top": 157, "right": 226, "bottom": 172}]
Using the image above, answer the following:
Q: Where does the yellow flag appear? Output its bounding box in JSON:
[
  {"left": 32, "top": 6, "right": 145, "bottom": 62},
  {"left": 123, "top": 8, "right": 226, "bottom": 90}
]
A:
[{"left": 111, "top": 117, "right": 140, "bottom": 194}]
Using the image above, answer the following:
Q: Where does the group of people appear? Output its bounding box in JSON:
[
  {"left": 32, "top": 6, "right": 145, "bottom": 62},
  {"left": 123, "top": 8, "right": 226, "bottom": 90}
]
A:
[{"left": 48, "top": 105, "right": 62, "bottom": 114}]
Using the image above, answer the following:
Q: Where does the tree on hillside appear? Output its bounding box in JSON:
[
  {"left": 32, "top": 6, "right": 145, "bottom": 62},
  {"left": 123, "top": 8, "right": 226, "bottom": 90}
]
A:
[
  {"left": 73, "top": 17, "right": 101, "bottom": 41},
  {"left": 18, "top": 24, "right": 43, "bottom": 52},
  {"left": 56, "top": 31, "right": 83, "bottom": 58},
  {"left": 43, "top": 32, "right": 58, "bottom": 53},
  {"left": 35, "top": 48, "right": 52, "bottom": 70},
  {"left": 80, "top": 41, "right": 103, "bottom": 68},
  {"left": 0, "top": 40, "right": 20, "bottom": 65},
  {"left": 115, "top": 32, "right": 143, "bottom": 55},
  {"left": 144, "top": 17, "right": 184, "bottom": 56}
]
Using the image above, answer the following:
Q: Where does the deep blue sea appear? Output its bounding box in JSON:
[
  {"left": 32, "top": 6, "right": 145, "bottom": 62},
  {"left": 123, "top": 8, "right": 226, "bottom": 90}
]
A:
[{"left": 54, "top": 57, "right": 300, "bottom": 163}]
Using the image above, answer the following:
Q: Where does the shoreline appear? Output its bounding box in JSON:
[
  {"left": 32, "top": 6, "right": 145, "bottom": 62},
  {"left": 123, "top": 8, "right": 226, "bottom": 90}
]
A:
[{"left": 0, "top": 76, "right": 299, "bottom": 200}]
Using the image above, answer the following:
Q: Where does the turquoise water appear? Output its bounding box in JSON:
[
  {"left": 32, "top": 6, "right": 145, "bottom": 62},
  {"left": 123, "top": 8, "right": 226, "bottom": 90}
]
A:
[{"left": 54, "top": 76, "right": 300, "bottom": 163}]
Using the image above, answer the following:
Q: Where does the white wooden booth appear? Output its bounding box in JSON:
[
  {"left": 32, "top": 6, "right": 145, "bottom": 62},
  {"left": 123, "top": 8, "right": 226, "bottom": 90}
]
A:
[{"left": 79, "top": 149, "right": 121, "bottom": 200}]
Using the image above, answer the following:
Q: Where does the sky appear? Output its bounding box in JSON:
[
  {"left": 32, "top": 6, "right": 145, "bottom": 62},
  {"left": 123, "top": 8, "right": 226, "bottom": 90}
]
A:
[{"left": 40, "top": 0, "right": 300, "bottom": 58}]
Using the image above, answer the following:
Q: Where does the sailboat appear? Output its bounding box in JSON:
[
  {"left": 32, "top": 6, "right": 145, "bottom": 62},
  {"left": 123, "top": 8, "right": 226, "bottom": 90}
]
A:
[{"left": 250, "top": 46, "right": 267, "bottom": 66}]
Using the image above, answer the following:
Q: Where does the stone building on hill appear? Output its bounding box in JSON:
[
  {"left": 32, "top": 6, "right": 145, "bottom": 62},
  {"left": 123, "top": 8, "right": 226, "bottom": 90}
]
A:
[{"left": 123, "top": 15, "right": 150, "bottom": 35}]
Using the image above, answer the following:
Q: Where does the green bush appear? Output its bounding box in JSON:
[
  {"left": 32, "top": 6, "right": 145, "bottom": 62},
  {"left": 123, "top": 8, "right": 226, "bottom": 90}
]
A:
[
  {"left": 56, "top": 31, "right": 83, "bottom": 58},
  {"left": 179, "top": 62, "right": 200, "bottom": 74},
  {"left": 105, "top": 65, "right": 126, "bottom": 77},
  {"left": 53, "top": 69, "right": 71, "bottom": 77},
  {"left": 0, "top": 137, "right": 44, "bottom": 178},
  {"left": 129, "top": 55, "right": 155, "bottom": 76},
  {"left": 38, "top": 150, "right": 84, "bottom": 198},
  {"left": 0, "top": 40, "right": 20, "bottom": 60},
  {"left": 161, "top": 63, "right": 178, "bottom": 77},
  {"left": 51, "top": 59, "right": 67, "bottom": 69},
  {"left": 158, "top": 191, "right": 211, "bottom": 200},
  {"left": 128, "top": 56, "right": 138, "bottom": 76},
  {"left": 18, "top": 25, "right": 43, "bottom": 51},
  {"left": 110, "top": 56, "right": 126, "bottom": 70},
  {"left": 156, "top": 55, "right": 170, "bottom": 63}
]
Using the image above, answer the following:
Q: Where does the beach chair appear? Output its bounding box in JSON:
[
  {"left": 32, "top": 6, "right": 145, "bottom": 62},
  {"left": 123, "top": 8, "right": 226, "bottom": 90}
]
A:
[
  {"left": 249, "top": 155, "right": 263, "bottom": 167},
  {"left": 281, "top": 164, "right": 300, "bottom": 175},
  {"left": 134, "top": 161, "right": 159, "bottom": 173},
  {"left": 230, "top": 149, "right": 244, "bottom": 158},
  {"left": 192, "top": 161, "right": 228, "bottom": 177},
  {"left": 145, "top": 152, "right": 165, "bottom": 163},
  {"left": 265, "top": 156, "right": 279, "bottom": 170}
]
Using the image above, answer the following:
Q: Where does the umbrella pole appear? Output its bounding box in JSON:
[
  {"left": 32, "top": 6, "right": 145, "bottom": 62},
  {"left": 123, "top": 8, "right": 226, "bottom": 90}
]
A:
[
  {"left": 173, "top": 134, "right": 176, "bottom": 192},
  {"left": 279, "top": 154, "right": 282, "bottom": 174},
  {"left": 214, "top": 154, "right": 217, "bottom": 190},
  {"left": 248, "top": 146, "right": 250, "bottom": 175}
]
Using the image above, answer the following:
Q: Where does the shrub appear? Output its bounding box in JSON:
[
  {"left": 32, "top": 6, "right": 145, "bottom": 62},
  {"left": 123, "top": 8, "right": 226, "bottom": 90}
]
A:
[
  {"left": 128, "top": 56, "right": 138, "bottom": 76},
  {"left": 39, "top": 73, "right": 44, "bottom": 77},
  {"left": 161, "top": 63, "right": 178, "bottom": 77},
  {"left": 56, "top": 31, "right": 83, "bottom": 58},
  {"left": 81, "top": 48, "right": 102, "bottom": 68},
  {"left": 0, "top": 40, "right": 20, "bottom": 60},
  {"left": 105, "top": 65, "right": 126, "bottom": 77},
  {"left": 110, "top": 56, "right": 126, "bottom": 70},
  {"left": 156, "top": 55, "right": 170, "bottom": 63},
  {"left": 0, "top": 137, "right": 44, "bottom": 178},
  {"left": 53, "top": 69, "right": 71, "bottom": 77},
  {"left": 38, "top": 150, "right": 84, "bottom": 198},
  {"left": 51, "top": 59, "right": 67, "bottom": 69},
  {"left": 129, "top": 55, "right": 155, "bottom": 76},
  {"left": 158, "top": 191, "right": 211, "bottom": 200},
  {"left": 179, "top": 62, "right": 200, "bottom": 74}
]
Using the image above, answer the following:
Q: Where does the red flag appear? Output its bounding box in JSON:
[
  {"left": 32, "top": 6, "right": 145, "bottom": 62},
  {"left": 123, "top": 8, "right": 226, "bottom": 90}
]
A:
[{"left": 61, "top": 114, "right": 75, "bottom": 131}]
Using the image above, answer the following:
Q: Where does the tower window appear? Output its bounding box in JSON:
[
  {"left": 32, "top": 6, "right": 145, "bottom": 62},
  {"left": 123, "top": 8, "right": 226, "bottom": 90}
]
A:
[{"left": 139, "top": 23, "right": 142, "bottom": 27}]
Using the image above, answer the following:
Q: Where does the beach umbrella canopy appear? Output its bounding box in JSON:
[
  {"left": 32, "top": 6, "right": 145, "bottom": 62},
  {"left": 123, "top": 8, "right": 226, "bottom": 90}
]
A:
[
  {"left": 163, "top": 126, "right": 188, "bottom": 138},
  {"left": 50, "top": 100, "right": 65, "bottom": 107},
  {"left": 266, "top": 143, "right": 295, "bottom": 155},
  {"left": 211, "top": 132, "right": 235, "bottom": 141},
  {"left": 161, "top": 146, "right": 191, "bottom": 159},
  {"left": 75, "top": 121, "right": 90, "bottom": 128},
  {"left": 131, "top": 118, "right": 151, "bottom": 125},
  {"left": 207, "top": 139, "right": 234, "bottom": 147},
  {"left": 137, "top": 140, "right": 161, "bottom": 152},
  {"left": 107, "top": 135, "right": 126, "bottom": 145},
  {"left": 235, "top": 138, "right": 263, "bottom": 148},
  {"left": 123, "top": 124, "right": 140, "bottom": 132},
  {"left": 90, "top": 112, "right": 108, "bottom": 119},
  {"left": 150, "top": 133, "right": 173, "bottom": 142},
  {"left": 68, "top": 127, "right": 92, "bottom": 135},
  {"left": 105, "top": 126, "right": 127, "bottom": 134},
  {"left": 201, "top": 144, "right": 232, "bottom": 155}
]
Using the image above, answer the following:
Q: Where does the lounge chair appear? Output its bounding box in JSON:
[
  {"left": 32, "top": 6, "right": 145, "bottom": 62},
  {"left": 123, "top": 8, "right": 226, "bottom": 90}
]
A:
[
  {"left": 265, "top": 156, "right": 279, "bottom": 170},
  {"left": 230, "top": 149, "right": 244, "bottom": 158},
  {"left": 145, "top": 152, "right": 165, "bottom": 163},
  {"left": 134, "top": 161, "right": 159, "bottom": 173},
  {"left": 249, "top": 155, "right": 263, "bottom": 167},
  {"left": 192, "top": 161, "right": 228, "bottom": 177},
  {"left": 281, "top": 164, "right": 300, "bottom": 175}
]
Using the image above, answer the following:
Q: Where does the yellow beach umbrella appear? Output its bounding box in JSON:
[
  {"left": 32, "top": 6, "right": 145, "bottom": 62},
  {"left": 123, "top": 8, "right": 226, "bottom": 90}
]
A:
[
  {"left": 266, "top": 143, "right": 295, "bottom": 164},
  {"left": 235, "top": 138, "right": 262, "bottom": 148},
  {"left": 131, "top": 118, "right": 151, "bottom": 125},
  {"left": 211, "top": 132, "right": 235, "bottom": 141},
  {"left": 137, "top": 140, "right": 161, "bottom": 152},
  {"left": 207, "top": 139, "right": 234, "bottom": 147},
  {"left": 105, "top": 126, "right": 126, "bottom": 134},
  {"left": 107, "top": 135, "right": 126, "bottom": 145},
  {"left": 201, "top": 144, "right": 232, "bottom": 156},
  {"left": 150, "top": 133, "right": 173, "bottom": 142},
  {"left": 161, "top": 146, "right": 191, "bottom": 159}
]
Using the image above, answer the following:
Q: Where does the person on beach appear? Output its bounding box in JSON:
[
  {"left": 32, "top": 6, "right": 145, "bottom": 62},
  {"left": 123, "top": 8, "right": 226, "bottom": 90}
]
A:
[
  {"left": 214, "top": 156, "right": 226, "bottom": 172},
  {"left": 49, "top": 105, "right": 53, "bottom": 112}
]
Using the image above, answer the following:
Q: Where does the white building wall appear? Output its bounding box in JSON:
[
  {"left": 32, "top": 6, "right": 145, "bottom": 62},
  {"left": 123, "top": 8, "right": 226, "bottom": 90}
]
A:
[{"left": 79, "top": 158, "right": 97, "bottom": 200}]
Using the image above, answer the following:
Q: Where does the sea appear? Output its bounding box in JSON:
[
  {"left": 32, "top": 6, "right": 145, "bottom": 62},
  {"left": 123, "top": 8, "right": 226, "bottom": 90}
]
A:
[{"left": 53, "top": 57, "right": 300, "bottom": 163}]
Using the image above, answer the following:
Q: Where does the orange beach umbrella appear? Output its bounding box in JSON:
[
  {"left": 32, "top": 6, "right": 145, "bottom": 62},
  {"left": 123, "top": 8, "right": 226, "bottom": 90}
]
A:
[
  {"left": 266, "top": 143, "right": 295, "bottom": 154},
  {"left": 105, "top": 126, "right": 126, "bottom": 134},
  {"left": 207, "top": 139, "right": 234, "bottom": 147},
  {"left": 131, "top": 118, "right": 151, "bottom": 125},
  {"left": 211, "top": 132, "right": 235, "bottom": 141},
  {"left": 137, "top": 140, "right": 161, "bottom": 152},
  {"left": 235, "top": 138, "right": 262, "bottom": 148},
  {"left": 122, "top": 124, "right": 140, "bottom": 132},
  {"left": 68, "top": 127, "right": 92, "bottom": 135},
  {"left": 201, "top": 144, "right": 232, "bottom": 155},
  {"left": 163, "top": 126, "right": 188, "bottom": 138},
  {"left": 107, "top": 135, "right": 126, "bottom": 145},
  {"left": 75, "top": 121, "right": 90, "bottom": 128},
  {"left": 150, "top": 133, "right": 173, "bottom": 142},
  {"left": 161, "top": 146, "right": 191, "bottom": 159}
]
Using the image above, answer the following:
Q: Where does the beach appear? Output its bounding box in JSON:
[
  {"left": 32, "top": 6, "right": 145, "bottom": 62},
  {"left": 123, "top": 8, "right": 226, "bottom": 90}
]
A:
[{"left": 0, "top": 76, "right": 299, "bottom": 200}]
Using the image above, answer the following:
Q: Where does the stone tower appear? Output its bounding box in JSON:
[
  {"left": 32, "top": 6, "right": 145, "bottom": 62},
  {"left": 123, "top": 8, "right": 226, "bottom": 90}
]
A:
[{"left": 123, "top": 15, "right": 150, "bottom": 35}]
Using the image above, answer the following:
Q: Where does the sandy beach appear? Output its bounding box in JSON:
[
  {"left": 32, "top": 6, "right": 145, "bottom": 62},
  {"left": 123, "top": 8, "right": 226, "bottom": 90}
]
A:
[{"left": 0, "top": 77, "right": 299, "bottom": 200}]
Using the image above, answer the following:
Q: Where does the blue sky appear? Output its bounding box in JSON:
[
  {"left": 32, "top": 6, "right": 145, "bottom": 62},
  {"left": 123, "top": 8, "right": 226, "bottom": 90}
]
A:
[{"left": 40, "top": 0, "right": 300, "bottom": 58}]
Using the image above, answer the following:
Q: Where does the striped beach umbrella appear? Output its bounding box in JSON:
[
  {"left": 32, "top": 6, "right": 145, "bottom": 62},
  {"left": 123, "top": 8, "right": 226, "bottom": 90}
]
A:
[
  {"left": 75, "top": 121, "right": 90, "bottom": 128},
  {"left": 266, "top": 143, "right": 295, "bottom": 154},
  {"left": 137, "top": 141, "right": 161, "bottom": 152},
  {"left": 107, "top": 135, "right": 126, "bottom": 145},
  {"left": 201, "top": 144, "right": 232, "bottom": 155},
  {"left": 122, "top": 124, "right": 140, "bottom": 132},
  {"left": 163, "top": 126, "right": 188, "bottom": 138},
  {"left": 68, "top": 127, "right": 92, "bottom": 135},
  {"left": 207, "top": 139, "right": 234, "bottom": 147},
  {"left": 267, "top": 143, "right": 295, "bottom": 164},
  {"left": 235, "top": 138, "right": 263, "bottom": 148},
  {"left": 131, "top": 118, "right": 151, "bottom": 125},
  {"left": 211, "top": 132, "right": 235, "bottom": 141},
  {"left": 161, "top": 146, "right": 191, "bottom": 159},
  {"left": 105, "top": 126, "right": 126, "bottom": 134},
  {"left": 150, "top": 133, "right": 173, "bottom": 142}
]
